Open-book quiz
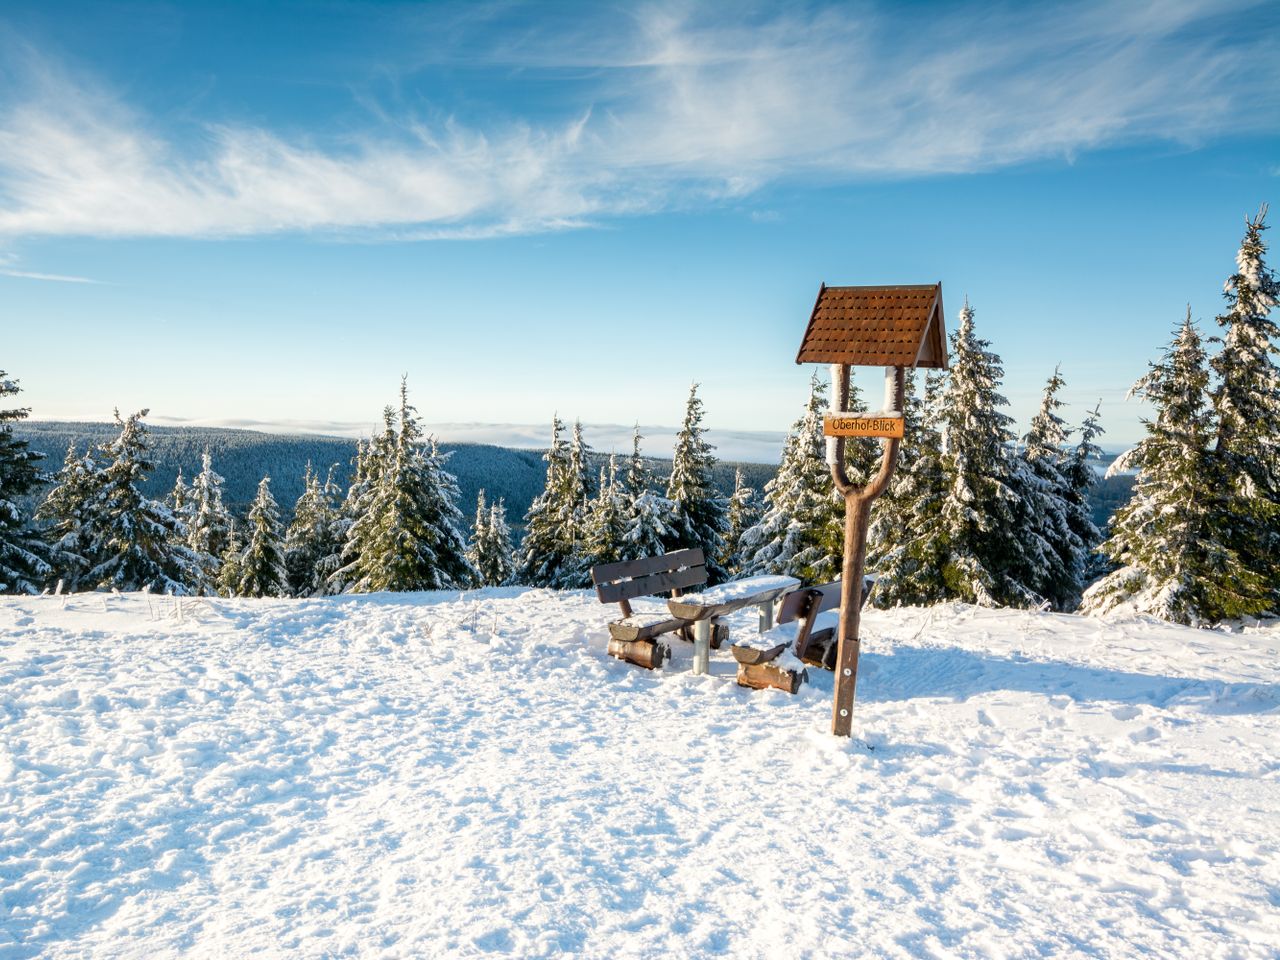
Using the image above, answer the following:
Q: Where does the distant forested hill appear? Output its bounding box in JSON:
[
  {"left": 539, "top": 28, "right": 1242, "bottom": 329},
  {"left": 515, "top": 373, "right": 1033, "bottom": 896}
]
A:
[
  {"left": 15, "top": 421, "right": 1132, "bottom": 534},
  {"left": 15, "top": 422, "right": 778, "bottom": 526}
]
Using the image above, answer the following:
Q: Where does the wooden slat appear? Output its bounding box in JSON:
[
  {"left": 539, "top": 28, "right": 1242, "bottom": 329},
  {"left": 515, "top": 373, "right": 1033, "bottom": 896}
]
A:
[
  {"left": 608, "top": 617, "right": 691, "bottom": 642},
  {"left": 591, "top": 548, "right": 704, "bottom": 586},
  {"left": 667, "top": 580, "right": 798, "bottom": 621},
  {"left": 730, "top": 642, "right": 788, "bottom": 665},
  {"left": 596, "top": 564, "right": 706, "bottom": 605}
]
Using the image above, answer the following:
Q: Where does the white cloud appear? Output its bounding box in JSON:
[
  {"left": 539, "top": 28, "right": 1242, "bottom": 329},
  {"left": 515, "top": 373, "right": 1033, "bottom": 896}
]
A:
[{"left": 0, "top": 0, "right": 1274, "bottom": 239}]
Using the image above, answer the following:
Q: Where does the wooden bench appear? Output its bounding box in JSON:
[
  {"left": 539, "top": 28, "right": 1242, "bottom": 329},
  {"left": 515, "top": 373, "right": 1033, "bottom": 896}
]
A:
[
  {"left": 731, "top": 577, "right": 874, "bottom": 693},
  {"left": 591, "top": 549, "right": 719, "bottom": 670}
]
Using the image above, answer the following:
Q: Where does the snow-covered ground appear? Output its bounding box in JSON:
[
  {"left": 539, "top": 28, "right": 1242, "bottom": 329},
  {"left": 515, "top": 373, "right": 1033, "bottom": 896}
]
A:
[{"left": 2, "top": 590, "right": 1277, "bottom": 959}]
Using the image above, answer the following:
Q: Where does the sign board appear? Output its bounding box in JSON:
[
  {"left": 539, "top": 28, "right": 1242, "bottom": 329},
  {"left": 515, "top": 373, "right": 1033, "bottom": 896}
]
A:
[{"left": 823, "top": 413, "right": 904, "bottom": 439}]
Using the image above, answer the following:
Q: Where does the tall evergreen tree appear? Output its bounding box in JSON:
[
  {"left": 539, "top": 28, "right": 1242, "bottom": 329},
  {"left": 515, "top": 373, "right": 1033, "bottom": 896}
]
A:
[
  {"left": 1084, "top": 311, "right": 1256, "bottom": 623},
  {"left": 37, "top": 443, "right": 101, "bottom": 590},
  {"left": 82, "top": 410, "right": 200, "bottom": 593},
  {"left": 719, "top": 468, "right": 759, "bottom": 577},
  {"left": 1207, "top": 206, "right": 1280, "bottom": 614},
  {"left": 336, "top": 381, "right": 476, "bottom": 592},
  {"left": 556, "top": 420, "right": 596, "bottom": 587},
  {"left": 665, "top": 383, "right": 729, "bottom": 582},
  {"left": 1018, "top": 368, "right": 1084, "bottom": 610},
  {"left": 868, "top": 371, "right": 951, "bottom": 607},
  {"left": 939, "top": 301, "right": 1039, "bottom": 607},
  {"left": 1062, "top": 401, "right": 1106, "bottom": 587},
  {"left": 285, "top": 462, "right": 344, "bottom": 596},
  {"left": 742, "top": 373, "right": 842, "bottom": 582},
  {"left": 579, "top": 456, "right": 629, "bottom": 573},
  {"left": 620, "top": 426, "right": 671, "bottom": 562},
  {"left": 187, "top": 450, "right": 232, "bottom": 593},
  {"left": 466, "top": 489, "right": 490, "bottom": 587},
  {"left": 217, "top": 520, "right": 244, "bottom": 598},
  {"left": 470, "top": 491, "right": 515, "bottom": 587},
  {"left": 233, "top": 475, "right": 290, "bottom": 598},
  {"left": 0, "top": 370, "right": 49, "bottom": 593},
  {"left": 516, "top": 415, "right": 577, "bottom": 586}
]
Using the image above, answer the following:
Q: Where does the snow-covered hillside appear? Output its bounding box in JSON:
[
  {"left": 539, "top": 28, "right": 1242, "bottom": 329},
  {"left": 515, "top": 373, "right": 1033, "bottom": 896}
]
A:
[{"left": 2, "top": 591, "right": 1277, "bottom": 958}]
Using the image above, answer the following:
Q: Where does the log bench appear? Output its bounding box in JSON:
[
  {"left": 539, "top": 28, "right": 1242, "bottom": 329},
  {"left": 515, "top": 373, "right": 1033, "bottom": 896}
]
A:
[
  {"left": 665, "top": 574, "right": 802, "bottom": 675},
  {"left": 591, "top": 549, "right": 716, "bottom": 670},
  {"left": 731, "top": 577, "right": 874, "bottom": 694}
]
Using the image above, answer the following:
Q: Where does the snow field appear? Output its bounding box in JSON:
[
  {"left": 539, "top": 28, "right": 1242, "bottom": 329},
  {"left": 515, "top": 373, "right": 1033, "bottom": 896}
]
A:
[{"left": 1, "top": 591, "right": 1278, "bottom": 958}]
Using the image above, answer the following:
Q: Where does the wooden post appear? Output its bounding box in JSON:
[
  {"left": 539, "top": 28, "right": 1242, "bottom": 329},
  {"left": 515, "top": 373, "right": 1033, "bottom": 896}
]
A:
[{"left": 828, "top": 364, "right": 904, "bottom": 737}]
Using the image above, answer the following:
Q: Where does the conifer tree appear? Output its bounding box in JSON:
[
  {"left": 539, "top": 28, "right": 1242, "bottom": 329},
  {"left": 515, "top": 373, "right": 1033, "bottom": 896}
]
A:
[
  {"left": 37, "top": 443, "right": 100, "bottom": 590},
  {"left": 742, "top": 373, "right": 842, "bottom": 582},
  {"left": 470, "top": 492, "right": 515, "bottom": 587},
  {"left": 1084, "top": 311, "right": 1255, "bottom": 623},
  {"left": 217, "top": 520, "right": 244, "bottom": 598},
  {"left": 1062, "top": 402, "right": 1105, "bottom": 587},
  {"left": 1207, "top": 206, "right": 1280, "bottom": 614},
  {"left": 620, "top": 426, "right": 671, "bottom": 562},
  {"left": 556, "top": 420, "right": 596, "bottom": 587},
  {"left": 939, "top": 301, "right": 1039, "bottom": 607},
  {"left": 466, "top": 489, "right": 490, "bottom": 587},
  {"left": 579, "top": 456, "right": 630, "bottom": 572},
  {"left": 868, "top": 371, "right": 951, "bottom": 606},
  {"left": 1018, "top": 368, "right": 1084, "bottom": 610},
  {"left": 285, "top": 462, "right": 344, "bottom": 596},
  {"left": 516, "top": 415, "right": 577, "bottom": 586},
  {"left": 0, "top": 370, "right": 49, "bottom": 593},
  {"left": 83, "top": 410, "right": 200, "bottom": 593},
  {"left": 187, "top": 450, "right": 232, "bottom": 593},
  {"left": 337, "top": 382, "right": 476, "bottom": 592},
  {"left": 665, "top": 383, "right": 729, "bottom": 582},
  {"left": 329, "top": 411, "right": 398, "bottom": 593},
  {"left": 167, "top": 468, "right": 189, "bottom": 516},
  {"left": 720, "top": 468, "right": 759, "bottom": 578},
  {"left": 233, "top": 475, "right": 290, "bottom": 598}
]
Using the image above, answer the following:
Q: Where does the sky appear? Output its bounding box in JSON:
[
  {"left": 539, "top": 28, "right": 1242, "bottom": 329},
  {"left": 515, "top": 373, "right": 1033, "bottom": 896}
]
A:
[{"left": 1, "top": 0, "right": 1278, "bottom": 460}]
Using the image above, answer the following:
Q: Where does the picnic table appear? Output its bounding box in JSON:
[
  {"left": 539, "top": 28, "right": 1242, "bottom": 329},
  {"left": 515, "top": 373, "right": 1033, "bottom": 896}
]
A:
[{"left": 666, "top": 574, "right": 801, "bottom": 674}]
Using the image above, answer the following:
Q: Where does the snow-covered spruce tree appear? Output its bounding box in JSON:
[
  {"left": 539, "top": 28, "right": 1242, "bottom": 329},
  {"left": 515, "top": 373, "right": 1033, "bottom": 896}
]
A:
[
  {"left": 470, "top": 493, "right": 515, "bottom": 588},
  {"left": 232, "top": 475, "right": 290, "bottom": 598},
  {"left": 939, "top": 301, "right": 1040, "bottom": 607},
  {"left": 167, "top": 468, "right": 190, "bottom": 517},
  {"left": 285, "top": 462, "right": 344, "bottom": 596},
  {"left": 516, "top": 415, "right": 577, "bottom": 587},
  {"left": 1083, "top": 311, "right": 1256, "bottom": 623},
  {"left": 337, "top": 382, "right": 476, "bottom": 592},
  {"left": 719, "top": 468, "right": 759, "bottom": 578},
  {"left": 216, "top": 520, "right": 244, "bottom": 597},
  {"left": 579, "top": 456, "right": 630, "bottom": 573},
  {"left": 1018, "top": 368, "right": 1085, "bottom": 610},
  {"left": 466, "top": 489, "right": 490, "bottom": 587},
  {"left": 328, "top": 411, "right": 397, "bottom": 594},
  {"left": 1207, "top": 206, "right": 1280, "bottom": 615},
  {"left": 83, "top": 410, "right": 200, "bottom": 594},
  {"left": 0, "top": 370, "right": 49, "bottom": 593},
  {"left": 868, "top": 370, "right": 951, "bottom": 607},
  {"left": 187, "top": 450, "right": 232, "bottom": 593},
  {"left": 1062, "top": 401, "right": 1105, "bottom": 587},
  {"left": 620, "top": 426, "right": 672, "bottom": 562},
  {"left": 664, "top": 383, "right": 729, "bottom": 582},
  {"left": 37, "top": 443, "right": 101, "bottom": 590},
  {"left": 556, "top": 420, "right": 596, "bottom": 588},
  {"left": 742, "top": 373, "right": 842, "bottom": 583}
]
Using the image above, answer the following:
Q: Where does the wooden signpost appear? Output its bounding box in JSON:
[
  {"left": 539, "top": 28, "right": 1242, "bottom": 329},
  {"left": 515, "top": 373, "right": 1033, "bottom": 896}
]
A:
[{"left": 795, "top": 283, "right": 948, "bottom": 738}]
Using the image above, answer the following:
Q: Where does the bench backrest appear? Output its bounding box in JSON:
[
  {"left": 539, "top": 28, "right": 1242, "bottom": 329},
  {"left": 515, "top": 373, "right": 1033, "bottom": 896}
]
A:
[
  {"left": 591, "top": 549, "right": 707, "bottom": 606},
  {"left": 775, "top": 581, "right": 842, "bottom": 625}
]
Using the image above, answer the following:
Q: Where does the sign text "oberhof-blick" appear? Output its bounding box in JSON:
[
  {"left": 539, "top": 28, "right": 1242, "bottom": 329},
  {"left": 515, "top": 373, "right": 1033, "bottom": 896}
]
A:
[{"left": 823, "top": 413, "right": 905, "bottom": 439}]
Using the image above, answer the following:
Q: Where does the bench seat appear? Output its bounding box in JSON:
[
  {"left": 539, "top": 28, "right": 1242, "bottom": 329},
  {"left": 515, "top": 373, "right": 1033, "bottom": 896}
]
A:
[{"left": 607, "top": 613, "right": 691, "bottom": 642}]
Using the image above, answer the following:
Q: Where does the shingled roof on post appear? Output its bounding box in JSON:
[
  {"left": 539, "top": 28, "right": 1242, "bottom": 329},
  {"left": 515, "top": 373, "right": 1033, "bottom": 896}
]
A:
[{"left": 795, "top": 283, "right": 947, "bottom": 369}]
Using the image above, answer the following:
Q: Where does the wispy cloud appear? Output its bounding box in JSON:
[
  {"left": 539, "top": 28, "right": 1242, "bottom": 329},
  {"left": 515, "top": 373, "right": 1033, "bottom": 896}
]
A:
[
  {"left": 0, "top": 252, "right": 100, "bottom": 283},
  {"left": 0, "top": 0, "right": 1274, "bottom": 239}
]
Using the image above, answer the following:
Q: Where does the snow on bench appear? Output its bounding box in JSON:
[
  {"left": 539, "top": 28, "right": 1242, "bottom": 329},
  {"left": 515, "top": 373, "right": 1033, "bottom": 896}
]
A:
[{"left": 667, "top": 575, "right": 800, "bottom": 621}]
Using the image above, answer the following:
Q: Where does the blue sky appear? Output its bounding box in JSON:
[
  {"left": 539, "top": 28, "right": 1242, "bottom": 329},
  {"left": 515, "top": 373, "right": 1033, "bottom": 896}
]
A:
[{"left": 1, "top": 0, "right": 1277, "bottom": 458}]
